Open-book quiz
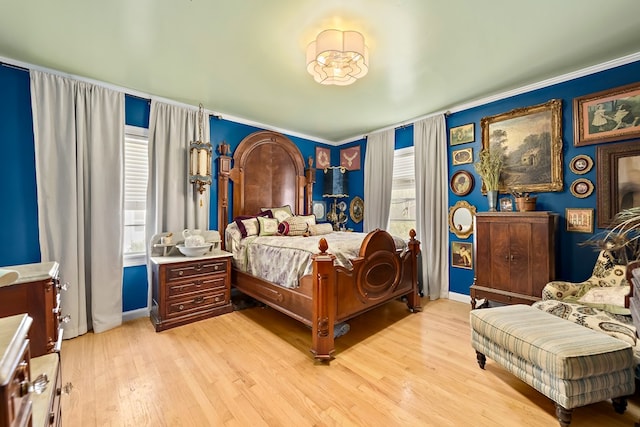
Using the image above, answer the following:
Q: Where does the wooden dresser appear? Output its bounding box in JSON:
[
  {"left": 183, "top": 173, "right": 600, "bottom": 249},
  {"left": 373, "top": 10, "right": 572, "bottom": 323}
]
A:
[
  {"left": 0, "top": 263, "right": 65, "bottom": 357},
  {"left": 150, "top": 251, "right": 233, "bottom": 332},
  {"left": 470, "top": 212, "right": 558, "bottom": 308},
  {"left": 0, "top": 314, "right": 62, "bottom": 427}
]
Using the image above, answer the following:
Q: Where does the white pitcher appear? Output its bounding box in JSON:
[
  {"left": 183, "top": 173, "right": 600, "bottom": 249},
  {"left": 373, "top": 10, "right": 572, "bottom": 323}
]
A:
[{"left": 182, "top": 229, "right": 205, "bottom": 247}]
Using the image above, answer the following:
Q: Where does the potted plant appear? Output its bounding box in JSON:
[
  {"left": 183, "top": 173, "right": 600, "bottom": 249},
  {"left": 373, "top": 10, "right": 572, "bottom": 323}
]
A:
[
  {"left": 511, "top": 190, "right": 537, "bottom": 212},
  {"left": 474, "top": 148, "right": 503, "bottom": 211}
]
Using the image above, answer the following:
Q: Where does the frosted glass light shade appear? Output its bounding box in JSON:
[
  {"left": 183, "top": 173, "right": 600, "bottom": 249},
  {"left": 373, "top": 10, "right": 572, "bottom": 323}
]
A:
[{"left": 306, "top": 29, "right": 369, "bottom": 86}]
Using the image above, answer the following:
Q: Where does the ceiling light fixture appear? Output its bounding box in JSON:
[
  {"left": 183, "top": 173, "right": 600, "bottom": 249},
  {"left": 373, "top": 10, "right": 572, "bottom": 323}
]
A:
[{"left": 306, "top": 29, "right": 369, "bottom": 86}]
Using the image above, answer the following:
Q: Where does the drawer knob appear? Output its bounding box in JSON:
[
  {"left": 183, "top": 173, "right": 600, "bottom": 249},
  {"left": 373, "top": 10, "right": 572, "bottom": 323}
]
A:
[
  {"left": 178, "top": 304, "right": 184, "bottom": 311},
  {"left": 214, "top": 296, "right": 221, "bottom": 302},
  {"left": 60, "top": 314, "right": 71, "bottom": 323},
  {"left": 21, "top": 373, "right": 49, "bottom": 396},
  {"left": 214, "top": 265, "right": 219, "bottom": 271},
  {"left": 178, "top": 271, "right": 184, "bottom": 276},
  {"left": 195, "top": 280, "right": 202, "bottom": 287},
  {"left": 194, "top": 296, "right": 204, "bottom": 303},
  {"left": 195, "top": 264, "right": 203, "bottom": 271},
  {"left": 57, "top": 281, "right": 69, "bottom": 291}
]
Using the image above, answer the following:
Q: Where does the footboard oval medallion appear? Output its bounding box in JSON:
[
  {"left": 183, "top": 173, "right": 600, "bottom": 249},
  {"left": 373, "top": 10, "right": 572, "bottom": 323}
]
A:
[{"left": 356, "top": 252, "right": 401, "bottom": 301}]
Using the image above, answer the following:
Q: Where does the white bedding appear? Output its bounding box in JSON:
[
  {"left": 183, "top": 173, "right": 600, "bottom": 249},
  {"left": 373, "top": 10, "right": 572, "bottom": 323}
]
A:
[{"left": 225, "top": 222, "right": 407, "bottom": 288}]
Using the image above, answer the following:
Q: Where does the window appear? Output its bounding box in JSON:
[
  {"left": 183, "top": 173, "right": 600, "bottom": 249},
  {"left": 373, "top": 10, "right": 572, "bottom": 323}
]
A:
[
  {"left": 123, "top": 125, "right": 148, "bottom": 265},
  {"left": 388, "top": 146, "right": 416, "bottom": 237}
]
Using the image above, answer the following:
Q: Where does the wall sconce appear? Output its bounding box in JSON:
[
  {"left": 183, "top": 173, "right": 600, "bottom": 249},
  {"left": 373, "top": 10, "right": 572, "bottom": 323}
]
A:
[
  {"left": 189, "top": 104, "right": 213, "bottom": 194},
  {"left": 323, "top": 166, "right": 349, "bottom": 230}
]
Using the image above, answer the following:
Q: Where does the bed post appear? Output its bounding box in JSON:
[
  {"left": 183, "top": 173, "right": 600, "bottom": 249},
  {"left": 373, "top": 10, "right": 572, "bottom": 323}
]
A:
[
  {"left": 407, "top": 229, "right": 423, "bottom": 312},
  {"left": 310, "top": 238, "right": 336, "bottom": 361},
  {"left": 305, "top": 156, "right": 315, "bottom": 215},
  {"left": 217, "top": 142, "right": 232, "bottom": 247}
]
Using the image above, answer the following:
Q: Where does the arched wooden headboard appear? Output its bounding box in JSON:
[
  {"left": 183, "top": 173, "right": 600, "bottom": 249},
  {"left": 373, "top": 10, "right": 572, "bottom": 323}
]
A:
[{"left": 218, "top": 131, "right": 315, "bottom": 236}]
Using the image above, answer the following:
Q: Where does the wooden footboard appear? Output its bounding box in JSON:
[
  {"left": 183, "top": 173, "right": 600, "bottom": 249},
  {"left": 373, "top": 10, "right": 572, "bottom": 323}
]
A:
[{"left": 233, "top": 229, "right": 421, "bottom": 361}]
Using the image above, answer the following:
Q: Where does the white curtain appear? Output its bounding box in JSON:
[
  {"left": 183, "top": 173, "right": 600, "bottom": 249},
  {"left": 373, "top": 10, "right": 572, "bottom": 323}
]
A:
[
  {"left": 146, "top": 100, "right": 210, "bottom": 239},
  {"left": 363, "top": 129, "right": 395, "bottom": 231},
  {"left": 414, "top": 115, "right": 449, "bottom": 300},
  {"left": 30, "top": 70, "right": 124, "bottom": 337}
]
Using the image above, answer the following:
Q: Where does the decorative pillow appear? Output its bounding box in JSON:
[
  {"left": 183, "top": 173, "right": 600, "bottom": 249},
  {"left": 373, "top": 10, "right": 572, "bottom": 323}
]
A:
[
  {"left": 261, "top": 205, "right": 293, "bottom": 222},
  {"left": 309, "top": 223, "right": 333, "bottom": 236},
  {"left": 297, "top": 214, "right": 317, "bottom": 227},
  {"left": 277, "top": 221, "right": 290, "bottom": 236},
  {"left": 258, "top": 217, "right": 279, "bottom": 236},
  {"left": 283, "top": 215, "right": 309, "bottom": 236},
  {"left": 237, "top": 218, "right": 259, "bottom": 237},
  {"left": 577, "top": 286, "right": 631, "bottom": 314},
  {"left": 234, "top": 211, "right": 272, "bottom": 238}
]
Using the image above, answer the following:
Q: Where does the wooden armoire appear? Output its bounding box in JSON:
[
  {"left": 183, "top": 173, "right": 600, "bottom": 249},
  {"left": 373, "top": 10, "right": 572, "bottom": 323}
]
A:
[{"left": 470, "top": 212, "right": 558, "bottom": 308}]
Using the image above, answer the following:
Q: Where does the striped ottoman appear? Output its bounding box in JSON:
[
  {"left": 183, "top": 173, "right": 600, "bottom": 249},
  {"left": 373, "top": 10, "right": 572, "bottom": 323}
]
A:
[{"left": 470, "top": 304, "right": 635, "bottom": 427}]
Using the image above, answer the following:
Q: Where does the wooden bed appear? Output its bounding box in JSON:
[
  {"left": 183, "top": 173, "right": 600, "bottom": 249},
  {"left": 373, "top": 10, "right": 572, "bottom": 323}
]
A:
[{"left": 217, "top": 130, "right": 422, "bottom": 361}]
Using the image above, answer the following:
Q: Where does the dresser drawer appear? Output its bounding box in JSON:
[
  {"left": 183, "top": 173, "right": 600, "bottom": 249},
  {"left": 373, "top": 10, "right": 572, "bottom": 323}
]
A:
[
  {"left": 166, "top": 290, "right": 229, "bottom": 318},
  {"left": 167, "top": 275, "right": 226, "bottom": 299},
  {"left": 0, "top": 315, "right": 33, "bottom": 427},
  {"left": 166, "top": 259, "right": 227, "bottom": 281},
  {"left": 30, "top": 353, "right": 61, "bottom": 427}
]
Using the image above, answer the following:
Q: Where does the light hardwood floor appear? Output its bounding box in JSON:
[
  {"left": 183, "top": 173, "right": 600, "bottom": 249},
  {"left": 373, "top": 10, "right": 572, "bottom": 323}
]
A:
[{"left": 60, "top": 298, "right": 640, "bottom": 426}]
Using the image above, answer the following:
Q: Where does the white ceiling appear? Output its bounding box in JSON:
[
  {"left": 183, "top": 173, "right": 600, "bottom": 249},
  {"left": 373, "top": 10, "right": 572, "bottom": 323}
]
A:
[{"left": 1, "top": 0, "right": 640, "bottom": 144}]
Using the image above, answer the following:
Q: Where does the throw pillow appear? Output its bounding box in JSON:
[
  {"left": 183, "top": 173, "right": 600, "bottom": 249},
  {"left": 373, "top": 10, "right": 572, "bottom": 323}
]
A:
[
  {"left": 309, "top": 223, "right": 333, "bottom": 236},
  {"left": 283, "top": 215, "right": 309, "bottom": 236},
  {"left": 258, "top": 217, "right": 279, "bottom": 236},
  {"left": 261, "top": 205, "right": 293, "bottom": 222}
]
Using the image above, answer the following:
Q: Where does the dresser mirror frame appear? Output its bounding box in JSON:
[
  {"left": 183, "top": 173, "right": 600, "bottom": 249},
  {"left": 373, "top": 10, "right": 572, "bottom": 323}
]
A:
[{"left": 448, "top": 200, "right": 476, "bottom": 239}]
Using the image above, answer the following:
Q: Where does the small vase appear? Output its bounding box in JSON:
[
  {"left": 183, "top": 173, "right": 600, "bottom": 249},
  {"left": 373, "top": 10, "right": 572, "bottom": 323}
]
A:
[{"left": 487, "top": 190, "right": 498, "bottom": 212}]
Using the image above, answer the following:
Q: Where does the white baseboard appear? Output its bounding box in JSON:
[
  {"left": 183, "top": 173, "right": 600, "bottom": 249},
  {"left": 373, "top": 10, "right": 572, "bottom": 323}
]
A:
[
  {"left": 447, "top": 292, "right": 471, "bottom": 304},
  {"left": 122, "top": 307, "right": 149, "bottom": 323}
]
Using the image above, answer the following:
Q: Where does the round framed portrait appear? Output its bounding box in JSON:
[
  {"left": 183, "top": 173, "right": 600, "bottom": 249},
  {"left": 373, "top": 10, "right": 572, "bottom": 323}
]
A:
[
  {"left": 450, "top": 170, "right": 474, "bottom": 196},
  {"left": 569, "top": 154, "right": 593, "bottom": 175},
  {"left": 570, "top": 178, "right": 594, "bottom": 198}
]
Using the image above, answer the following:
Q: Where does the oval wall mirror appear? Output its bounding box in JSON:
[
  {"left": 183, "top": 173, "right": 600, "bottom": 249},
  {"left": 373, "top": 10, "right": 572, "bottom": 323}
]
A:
[{"left": 448, "top": 200, "right": 477, "bottom": 239}]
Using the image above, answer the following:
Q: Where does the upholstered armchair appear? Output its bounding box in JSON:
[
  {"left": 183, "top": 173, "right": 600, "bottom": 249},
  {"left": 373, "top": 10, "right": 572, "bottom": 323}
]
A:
[
  {"left": 541, "top": 250, "right": 629, "bottom": 310},
  {"left": 533, "top": 250, "right": 637, "bottom": 349}
]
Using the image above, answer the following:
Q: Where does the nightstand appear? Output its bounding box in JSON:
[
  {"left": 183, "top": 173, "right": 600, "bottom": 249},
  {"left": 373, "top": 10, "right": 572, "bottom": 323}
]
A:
[{"left": 150, "top": 251, "right": 233, "bottom": 332}]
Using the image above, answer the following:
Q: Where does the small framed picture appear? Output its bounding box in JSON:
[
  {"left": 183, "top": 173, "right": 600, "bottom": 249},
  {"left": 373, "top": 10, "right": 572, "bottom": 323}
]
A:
[
  {"left": 452, "top": 147, "right": 473, "bottom": 165},
  {"left": 451, "top": 241, "right": 473, "bottom": 269},
  {"left": 570, "top": 178, "right": 594, "bottom": 199},
  {"left": 499, "top": 197, "right": 513, "bottom": 212},
  {"left": 315, "top": 146, "right": 330, "bottom": 169},
  {"left": 312, "top": 200, "right": 327, "bottom": 221},
  {"left": 450, "top": 170, "right": 474, "bottom": 196},
  {"left": 569, "top": 154, "right": 593, "bottom": 175},
  {"left": 566, "top": 208, "right": 594, "bottom": 233},
  {"left": 450, "top": 123, "right": 474, "bottom": 146},
  {"left": 340, "top": 146, "right": 361, "bottom": 170}
]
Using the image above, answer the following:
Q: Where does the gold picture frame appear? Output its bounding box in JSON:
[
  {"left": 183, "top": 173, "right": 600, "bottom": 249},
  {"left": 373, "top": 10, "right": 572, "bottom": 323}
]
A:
[
  {"left": 450, "top": 123, "right": 474, "bottom": 146},
  {"left": 451, "top": 241, "right": 473, "bottom": 269},
  {"left": 566, "top": 208, "right": 594, "bottom": 233},
  {"left": 569, "top": 154, "right": 593, "bottom": 175},
  {"left": 452, "top": 147, "right": 473, "bottom": 165},
  {"left": 573, "top": 82, "right": 640, "bottom": 146},
  {"left": 481, "top": 99, "right": 563, "bottom": 193},
  {"left": 349, "top": 196, "right": 364, "bottom": 224}
]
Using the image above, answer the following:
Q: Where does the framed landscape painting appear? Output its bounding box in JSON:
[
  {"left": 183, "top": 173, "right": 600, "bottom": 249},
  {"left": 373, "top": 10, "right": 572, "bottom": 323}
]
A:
[
  {"left": 480, "top": 99, "right": 563, "bottom": 193},
  {"left": 574, "top": 82, "right": 640, "bottom": 146},
  {"left": 450, "top": 123, "right": 474, "bottom": 146}
]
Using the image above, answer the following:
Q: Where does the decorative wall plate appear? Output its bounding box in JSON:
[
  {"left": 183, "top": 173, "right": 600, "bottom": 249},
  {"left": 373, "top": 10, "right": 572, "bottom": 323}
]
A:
[
  {"left": 450, "top": 170, "right": 474, "bottom": 196},
  {"left": 349, "top": 196, "right": 364, "bottom": 223},
  {"left": 569, "top": 154, "right": 593, "bottom": 175},
  {"left": 570, "top": 178, "right": 594, "bottom": 198}
]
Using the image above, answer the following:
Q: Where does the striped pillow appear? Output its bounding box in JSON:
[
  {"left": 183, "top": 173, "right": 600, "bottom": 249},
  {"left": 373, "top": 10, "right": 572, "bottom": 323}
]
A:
[{"left": 283, "top": 216, "right": 309, "bottom": 236}]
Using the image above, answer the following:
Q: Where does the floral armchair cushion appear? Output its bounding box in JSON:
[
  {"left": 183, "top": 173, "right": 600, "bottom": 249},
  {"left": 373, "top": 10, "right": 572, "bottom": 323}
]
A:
[{"left": 541, "top": 250, "right": 630, "bottom": 315}]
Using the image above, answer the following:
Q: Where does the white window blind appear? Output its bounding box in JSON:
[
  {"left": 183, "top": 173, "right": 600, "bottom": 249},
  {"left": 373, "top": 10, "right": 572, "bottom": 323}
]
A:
[
  {"left": 123, "top": 126, "right": 148, "bottom": 260},
  {"left": 388, "top": 146, "right": 416, "bottom": 237}
]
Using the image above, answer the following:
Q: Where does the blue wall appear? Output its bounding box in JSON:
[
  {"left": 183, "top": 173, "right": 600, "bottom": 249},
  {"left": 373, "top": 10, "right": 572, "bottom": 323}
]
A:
[
  {"left": 446, "top": 60, "right": 640, "bottom": 295},
  {"left": 2, "top": 58, "right": 638, "bottom": 309},
  {"left": 0, "top": 66, "right": 332, "bottom": 312}
]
